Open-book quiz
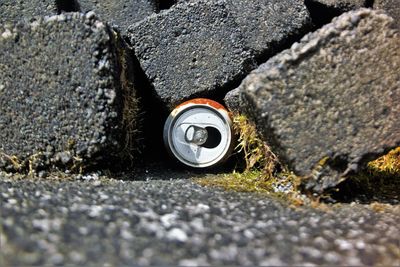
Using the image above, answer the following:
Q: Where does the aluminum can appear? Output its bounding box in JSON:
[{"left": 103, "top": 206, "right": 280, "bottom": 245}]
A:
[{"left": 163, "top": 98, "right": 234, "bottom": 168}]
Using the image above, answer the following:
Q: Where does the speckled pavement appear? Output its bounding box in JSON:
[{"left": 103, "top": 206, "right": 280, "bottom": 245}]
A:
[{"left": 1, "top": 171, "right": 399, "bottom": 266}]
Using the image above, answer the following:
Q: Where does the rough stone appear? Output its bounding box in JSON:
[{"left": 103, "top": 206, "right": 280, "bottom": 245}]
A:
[
  {"left": 0, "top": 0, "right": 57, "bottom": 24},
  {"left": 374, "top": 0, "right": 400, "bottom": 28},
  {"left": 77, "top": 0, "right": 157, "bottom": 31},
  {"left": 223, "top": 89, "right": 241, "bottom": 114},
  {"left": 226, "top": 0, "right": 311, "bottom": 57},
  {"left": 127, "top": 0, "right": 311, "bottom": 108},
  {"left": 128, "top": 0, "right": 253, "bottom": 108},
  {"left": 238, "top": 9, "right": 400, "bottom": 193},
  {"left": 0, "top": 13, "right": 139, "bottom": 172}
]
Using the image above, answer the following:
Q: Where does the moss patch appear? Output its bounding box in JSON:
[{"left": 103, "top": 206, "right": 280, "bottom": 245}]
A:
[
  {"left": 195, "top": 114, "right": 307, "bottom": 206},
  {"left": 232, "top": 114, "right": 280, "bottom": 174},
  {"left": 197, "top": 170, "right": 275, "bottom": 194},
  {"left": 367, "top": 147, "right": 400, "bottom": 177},
  {"left": 196, "top": 170, "right": 308, "bottom": 206}
]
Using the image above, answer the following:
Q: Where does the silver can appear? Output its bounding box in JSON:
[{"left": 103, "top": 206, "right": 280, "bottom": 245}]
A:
[{"left": 163, "top": 98, "right": 235, "bottom": 168}]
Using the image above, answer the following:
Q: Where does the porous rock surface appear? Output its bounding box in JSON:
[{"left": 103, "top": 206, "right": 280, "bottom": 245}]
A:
[
  {"left": 77, "top": 0, "right": 157, "bottom": 31},
  {"left": 128, "top": 0, "right": 311, "bottom": 108},
  {"left": 223, "top": 88, "right": 241, "bottom": 114},
  {"left": 226, "top": 0, "right": 310, "bottom": 56},
  {"left": 0, "top": 0, "right": 57, "bottom": 24},
  {"left": 238, "top": 9, "right": 400, "bottom": 192},
  {"left": 0, "top": 13, "right": 138, "bottom": 172},
  {"left": 374, "top": 0, "right": 400, "bottom": 28}
]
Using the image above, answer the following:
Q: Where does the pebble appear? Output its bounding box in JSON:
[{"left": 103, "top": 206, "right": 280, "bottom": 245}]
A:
[{"left": 166, "top": 228, "right": 188, "bottom": 243}]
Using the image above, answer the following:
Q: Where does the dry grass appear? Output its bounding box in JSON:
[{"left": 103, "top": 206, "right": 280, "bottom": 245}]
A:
[
  {"left": 114, "top": 30, "right": 141, "bottom": 163},
  {"left": 367, "top": 147, "right": 400, "bottom": 177},
  {"left": 233, "top": 114, "right": 280, "bottom": 175}
]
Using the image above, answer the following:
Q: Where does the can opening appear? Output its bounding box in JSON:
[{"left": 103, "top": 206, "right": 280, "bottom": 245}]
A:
[{"left": 202, "top": 127, "right": 222, "bottom": 149}]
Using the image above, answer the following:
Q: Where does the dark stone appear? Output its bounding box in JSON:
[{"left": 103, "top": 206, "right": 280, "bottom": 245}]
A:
[
  {"left": 127, "top": 0, "right": 311, "bottom": 108},
  {"left": 238, "top": 9, "right": 400, "bottom": 193},
  {"left": 0, "top": 0, "right": 57, "bottom": 24},
  {"left": 0, "top": 13, "right": 139, "bottom": 172},
  {"left": 77, "top": 0, "right": 157, "bottom": 31},
  {"left": 374, "top": 0, "right": 400, "bottom": 29},
  {"left": 128, "top": 0, "right": 253, "bottom": 108},
  {"left": 223, "top": 89, "right": 241, "bottom": 114},
  {"left": 226, "top": 0, "right": 311, "bottom": 58}
]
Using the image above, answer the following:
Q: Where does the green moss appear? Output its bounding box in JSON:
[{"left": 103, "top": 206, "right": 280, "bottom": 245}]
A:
[
  {"left": 196, "top": 170, "right": 300, "bottom": 196},
  {"left": 197, "top": 170, "right": 271, "bottom": 193}
]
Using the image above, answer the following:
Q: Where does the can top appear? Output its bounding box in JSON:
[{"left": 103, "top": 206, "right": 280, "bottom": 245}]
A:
[{"left": 163, "top": 99, "right": 234, "bottom": 168}]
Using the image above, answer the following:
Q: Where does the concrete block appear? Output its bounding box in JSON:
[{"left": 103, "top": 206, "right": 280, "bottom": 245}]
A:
[
  {"left": 0, "top": 13, "right": 139, "bottom": 172},
  {"left": 238, "top": 9, "right": 400, "bottom": 192},
  {"left": 127, "top": 0, "right": 311, "bottom": 108},
  {"left": 128, "top": 0, "right": 254, "bottom": 108},
  {"left": 226, "top": 0, "right": 311, "bottom": 57}
]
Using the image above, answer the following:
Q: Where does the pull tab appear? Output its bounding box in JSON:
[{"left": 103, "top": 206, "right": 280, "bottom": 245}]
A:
[{"left": 185, "top": 125, "right": 208, "bottom": 146}]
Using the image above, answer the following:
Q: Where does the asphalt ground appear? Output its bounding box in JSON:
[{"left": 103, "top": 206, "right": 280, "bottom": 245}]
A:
[{"left": 0, "top": 168, "right": 399, "bottom": 266}]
